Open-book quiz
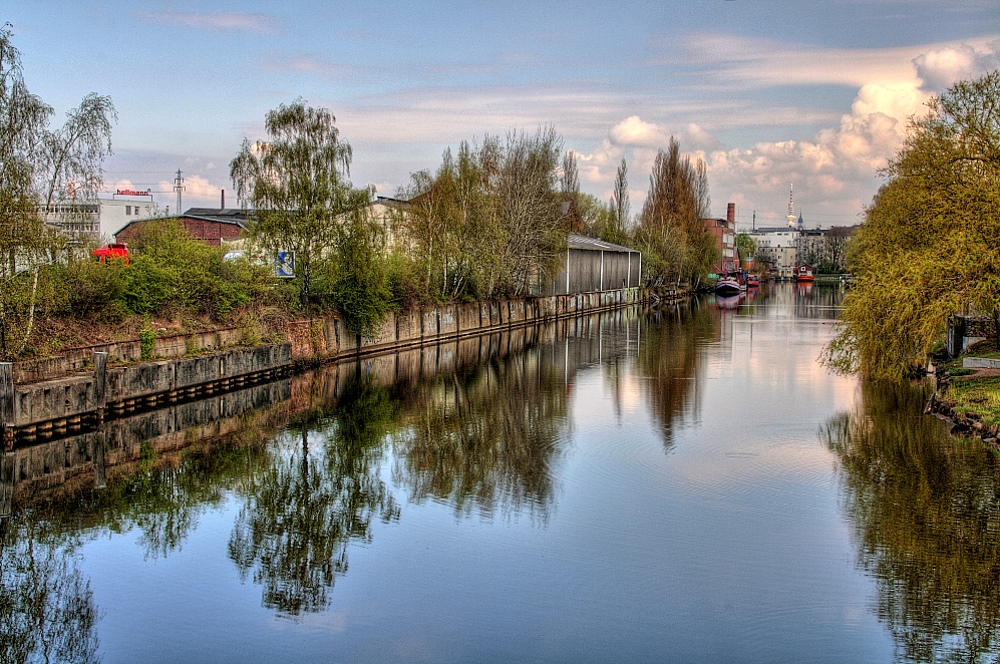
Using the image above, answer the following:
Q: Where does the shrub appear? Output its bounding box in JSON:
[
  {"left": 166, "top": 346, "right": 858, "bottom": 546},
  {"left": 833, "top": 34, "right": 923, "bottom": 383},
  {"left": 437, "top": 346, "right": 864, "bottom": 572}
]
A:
[{"left": 140, "top": 327, "right": 156, "bottom": 360}]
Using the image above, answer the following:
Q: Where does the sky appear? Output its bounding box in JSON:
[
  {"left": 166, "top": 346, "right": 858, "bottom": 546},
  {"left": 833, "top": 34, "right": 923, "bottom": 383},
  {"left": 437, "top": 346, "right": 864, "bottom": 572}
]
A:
[{"left": 6, "top": 0, "right": 999, "bottom": 230}]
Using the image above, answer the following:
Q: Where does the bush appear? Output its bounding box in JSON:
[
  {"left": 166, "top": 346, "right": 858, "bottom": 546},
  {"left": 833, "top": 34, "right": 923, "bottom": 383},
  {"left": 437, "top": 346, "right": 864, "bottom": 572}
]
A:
[
  {"left": 330, "top": 212, "right": 391, "bottom": 339},
  {"left": 386, "top": 250, "right": 426, "bottom": 310}
]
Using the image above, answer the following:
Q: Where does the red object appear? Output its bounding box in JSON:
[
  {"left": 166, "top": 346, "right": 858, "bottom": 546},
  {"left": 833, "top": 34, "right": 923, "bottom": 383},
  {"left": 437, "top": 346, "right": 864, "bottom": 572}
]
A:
[{"left": 93, "top": 243, "right": 130, "bottom": 264}]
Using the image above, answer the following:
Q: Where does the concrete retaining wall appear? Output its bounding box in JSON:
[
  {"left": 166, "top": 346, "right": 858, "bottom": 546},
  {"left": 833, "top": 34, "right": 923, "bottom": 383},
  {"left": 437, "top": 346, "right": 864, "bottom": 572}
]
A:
[
  {"left": 1, "top": 286, "right": 653, "bottom": 437},
  {"left": 2, "top": 343, "right": 292, "bottom": 437}
]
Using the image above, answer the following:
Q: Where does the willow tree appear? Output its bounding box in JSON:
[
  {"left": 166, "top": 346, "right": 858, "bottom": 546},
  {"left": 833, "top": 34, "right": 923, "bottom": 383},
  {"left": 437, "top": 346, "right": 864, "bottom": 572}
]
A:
[
  {"left": 0, "top": 24, "right": 115, "bottom": 359},
  {"left": 826, "top": 70, "right": 1000, "bottom": 379},
  {"left": 230, "top": 100, "right": 372, "bottom": 309}
]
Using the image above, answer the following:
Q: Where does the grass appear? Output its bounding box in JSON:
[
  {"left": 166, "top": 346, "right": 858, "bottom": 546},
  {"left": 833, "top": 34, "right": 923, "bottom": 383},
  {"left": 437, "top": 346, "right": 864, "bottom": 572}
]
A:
[
  {"left": 945, "top": 376, "right": 1000, "bottom": 428},
  {"left": 936, "top": 338, "right": 1000, "bottom": 430}
]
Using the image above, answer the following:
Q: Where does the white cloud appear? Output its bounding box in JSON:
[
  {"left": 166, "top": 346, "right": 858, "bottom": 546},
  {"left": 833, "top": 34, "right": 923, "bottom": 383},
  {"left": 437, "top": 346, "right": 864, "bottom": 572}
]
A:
[
  {"left": 138, "top": 11, "right": 283, "bottom": 36},
  {"left": 671, "top": 32, "right": 1000, "bottom": 91},
  {"left": 569, "top": 37, "right": 999, "bottom": 226},
  {"left": 610, "top": 116, "right": 669, "bottom": 148},
  {"left": 913, "top": 40, "right": 1000, "bottom": 91}
]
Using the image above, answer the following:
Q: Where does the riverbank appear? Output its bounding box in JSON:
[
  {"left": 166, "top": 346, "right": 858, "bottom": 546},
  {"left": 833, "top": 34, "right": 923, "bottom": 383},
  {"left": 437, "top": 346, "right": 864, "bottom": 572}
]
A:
[
  {"left": 1, "top": 286, "right": 679, "bottom": 442},
  {"left": 927, "top": 339, "right": 1000, "bottom": 448}
]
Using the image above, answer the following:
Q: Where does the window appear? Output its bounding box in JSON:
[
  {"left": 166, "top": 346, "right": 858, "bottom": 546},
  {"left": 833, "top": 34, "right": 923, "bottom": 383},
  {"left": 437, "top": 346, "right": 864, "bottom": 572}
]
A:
[{"left": 125, "top": 205, "right": 132, "bottom": 215}]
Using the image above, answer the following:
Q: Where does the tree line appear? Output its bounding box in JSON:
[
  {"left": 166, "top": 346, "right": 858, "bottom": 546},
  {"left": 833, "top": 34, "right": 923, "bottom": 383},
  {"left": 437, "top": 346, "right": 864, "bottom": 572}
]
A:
[{"left": 0, "top": 24, "right": 719, "bottom": 360}]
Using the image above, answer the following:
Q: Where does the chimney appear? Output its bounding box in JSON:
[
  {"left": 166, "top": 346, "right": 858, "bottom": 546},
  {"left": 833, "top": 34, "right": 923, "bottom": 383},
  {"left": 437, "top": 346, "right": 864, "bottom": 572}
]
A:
[
  {"left": 221, "top": 189, "right": 225, "bottom": 210},
  {"left": 727, "top": 203, "right": 735, "bottom": 224}
]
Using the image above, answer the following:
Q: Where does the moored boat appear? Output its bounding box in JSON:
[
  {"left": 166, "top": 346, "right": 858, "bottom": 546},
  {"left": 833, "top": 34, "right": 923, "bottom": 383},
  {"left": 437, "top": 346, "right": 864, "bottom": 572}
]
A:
[
  {"left": 794, "top": 265, "right": 814, "bottom": 282},
  {"left": 715, "top": 276, "right": 744, "bottom": 295},
  {"left": 746, "top": 274, "right": 760, "bottom": 288}
]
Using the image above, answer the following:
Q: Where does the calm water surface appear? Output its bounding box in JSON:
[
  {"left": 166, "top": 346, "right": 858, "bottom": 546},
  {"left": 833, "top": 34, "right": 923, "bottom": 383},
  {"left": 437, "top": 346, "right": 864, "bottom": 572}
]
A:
[{"left": 4, "top": 283, "right": 1000, "bottom": 663}]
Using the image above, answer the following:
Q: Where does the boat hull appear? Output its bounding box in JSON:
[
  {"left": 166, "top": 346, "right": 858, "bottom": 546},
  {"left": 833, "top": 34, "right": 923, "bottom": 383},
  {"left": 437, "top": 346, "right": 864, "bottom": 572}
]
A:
[{"left": 715, "top": 279, "right": 743, "bottom": 296}]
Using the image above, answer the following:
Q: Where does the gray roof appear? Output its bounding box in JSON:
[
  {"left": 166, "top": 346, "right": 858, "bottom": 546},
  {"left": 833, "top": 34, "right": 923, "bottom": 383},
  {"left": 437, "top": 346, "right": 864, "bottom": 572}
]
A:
[
  {"left": 181, "top": 208, "right": 250, "bottom": 227},
  {"left": 567, "top": 233, "right": 638, "bottom": 253}
]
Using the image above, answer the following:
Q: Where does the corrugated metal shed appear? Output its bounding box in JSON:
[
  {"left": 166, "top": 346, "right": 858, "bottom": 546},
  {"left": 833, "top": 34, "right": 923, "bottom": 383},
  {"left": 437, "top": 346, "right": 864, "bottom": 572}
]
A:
[{"left": 548, "top": 233, "right": 642, "bottom": 296}]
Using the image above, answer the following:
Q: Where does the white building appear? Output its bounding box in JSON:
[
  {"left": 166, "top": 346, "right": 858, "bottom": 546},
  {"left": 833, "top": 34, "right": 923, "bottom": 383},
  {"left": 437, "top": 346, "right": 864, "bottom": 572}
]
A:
[
  {"left": 750, "top": 227, "right": 799, "bottom": 279},
  {"left": 99, "top": 191, "right": 160, "bottom": 239},
  {"left": 42, "top": 189, "right": 160, "bottom": 243}
]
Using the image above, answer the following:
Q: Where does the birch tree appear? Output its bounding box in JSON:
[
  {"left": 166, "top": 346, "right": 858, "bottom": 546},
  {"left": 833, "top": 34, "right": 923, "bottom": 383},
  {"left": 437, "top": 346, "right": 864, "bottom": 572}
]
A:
[
  {"left": 0, "top": 24, "right": 115, "bottom": 359},
  {"left": 230, "top": 100, "right": 370, "bottom": 309}
]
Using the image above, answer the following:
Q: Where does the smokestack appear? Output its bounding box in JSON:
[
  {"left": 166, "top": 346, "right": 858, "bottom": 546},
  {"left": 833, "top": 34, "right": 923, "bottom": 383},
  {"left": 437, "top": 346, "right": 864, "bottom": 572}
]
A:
[
  {"left": 727, "top": 203, "right": 735, "bottom": 224},
  {"left": 221, "top": 189, "right": 225, "bottom": 210}
]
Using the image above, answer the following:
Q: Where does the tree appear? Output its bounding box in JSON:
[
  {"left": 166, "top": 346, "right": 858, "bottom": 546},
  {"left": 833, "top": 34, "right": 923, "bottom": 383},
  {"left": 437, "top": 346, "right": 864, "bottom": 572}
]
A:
[
  {"left": 735, "top": 233, "right": 757, "bottom": 267},
  {"left": 825, "top": 70, "right": 1000, "bottom": 379},
  {"left": 603, "top": 157, "right": 631, "bottom": 246},
  {"left": 0, "top": 24, "right": 115, "bottom": 359},
  {"left": 635, "top": 138, "right": 714, "bottom": 287},
  {"left": 330, "top": 208, "right": 391, "bottom": 339},
  {"left": 398, "top": 128, "right": 566, "bottom": 300},
  {"left": 230, "top": 100, "right": 370, "bottom": 309}
]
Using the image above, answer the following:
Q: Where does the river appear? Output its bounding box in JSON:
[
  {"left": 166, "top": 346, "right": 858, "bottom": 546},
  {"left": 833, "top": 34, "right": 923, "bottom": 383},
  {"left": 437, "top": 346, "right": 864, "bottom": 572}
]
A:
[{"left": 3, "top": 283, "right": 999, "bottom": 663}]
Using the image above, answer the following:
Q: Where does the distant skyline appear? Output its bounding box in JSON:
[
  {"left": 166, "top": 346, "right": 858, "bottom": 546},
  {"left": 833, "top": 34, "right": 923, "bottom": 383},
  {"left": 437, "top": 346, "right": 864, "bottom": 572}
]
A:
[{"left": 7, "top": 0, "right": 999, "bottom": 230}]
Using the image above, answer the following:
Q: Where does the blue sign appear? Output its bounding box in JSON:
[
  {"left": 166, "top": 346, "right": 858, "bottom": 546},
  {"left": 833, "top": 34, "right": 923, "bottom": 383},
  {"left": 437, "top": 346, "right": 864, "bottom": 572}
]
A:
[{"left": 276, "top": 251, "right": 294, "bottom": 278}]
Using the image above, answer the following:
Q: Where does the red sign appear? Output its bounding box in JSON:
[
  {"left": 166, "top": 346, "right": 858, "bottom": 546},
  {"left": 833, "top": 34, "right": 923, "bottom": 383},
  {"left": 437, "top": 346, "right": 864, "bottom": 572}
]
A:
[{"left": 116, "top": 188, "right": 152, "bottom": 197}]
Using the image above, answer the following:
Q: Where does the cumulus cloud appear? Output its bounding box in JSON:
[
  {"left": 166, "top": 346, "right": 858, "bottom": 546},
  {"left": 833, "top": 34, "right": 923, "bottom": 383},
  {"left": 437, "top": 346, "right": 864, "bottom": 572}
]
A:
[
  {"left": 913, "top": 40, "right": 1000, "bottom": 91},
  {"left": 610, "top": 116, "right": 669, "bottom": 148},
  {"left": 569, "top": 37, "right": 999, "bottom": 226},
  {"left": 138, "top": 11, "right": 283, "bottom": 36}
]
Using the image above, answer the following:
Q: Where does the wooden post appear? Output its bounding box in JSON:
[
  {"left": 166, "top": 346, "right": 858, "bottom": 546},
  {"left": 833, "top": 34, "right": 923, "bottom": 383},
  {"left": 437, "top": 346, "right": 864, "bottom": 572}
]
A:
[
  {"left": 0, "top": 451, "right": 11, "bottom": 518},
  {"left": 0, "top": 363, "right": 13, "bottom": 448},
  {"left": 94, "top": 352, "right": 108, "bottom": 424},
  {"left": 94, "top": 425, "right": 108, "bottom": 490}
]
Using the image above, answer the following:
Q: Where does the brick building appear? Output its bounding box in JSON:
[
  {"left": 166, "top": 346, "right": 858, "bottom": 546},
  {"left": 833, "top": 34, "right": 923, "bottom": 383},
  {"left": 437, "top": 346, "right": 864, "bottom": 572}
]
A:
[
  {"left": 703, "top": 202, "right": 738, "bottom": 274},
  {"left": 115, "top": 208, "right": 248, "bottom": 247}
]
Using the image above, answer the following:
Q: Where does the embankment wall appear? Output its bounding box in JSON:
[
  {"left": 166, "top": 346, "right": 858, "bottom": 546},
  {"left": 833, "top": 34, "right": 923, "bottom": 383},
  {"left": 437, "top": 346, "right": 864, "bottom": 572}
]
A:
[{"left": 0, "top": 287, "right": 655, "bottom": 438}]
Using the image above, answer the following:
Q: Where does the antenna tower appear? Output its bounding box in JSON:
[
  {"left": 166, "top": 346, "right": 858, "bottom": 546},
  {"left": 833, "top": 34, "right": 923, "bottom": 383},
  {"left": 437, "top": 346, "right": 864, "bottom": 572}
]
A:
[
  {"left": 173, "top": 170, "right": 185, "bottom": 217},
  {"left": 786, "top": 184, "right": 796, "bottom": 228}
]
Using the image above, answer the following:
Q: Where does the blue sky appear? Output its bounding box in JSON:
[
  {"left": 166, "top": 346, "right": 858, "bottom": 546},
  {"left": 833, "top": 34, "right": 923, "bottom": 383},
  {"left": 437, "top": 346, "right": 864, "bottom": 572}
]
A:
[{"left": 7, "top": 0, "right": 999, "bottom": 229}]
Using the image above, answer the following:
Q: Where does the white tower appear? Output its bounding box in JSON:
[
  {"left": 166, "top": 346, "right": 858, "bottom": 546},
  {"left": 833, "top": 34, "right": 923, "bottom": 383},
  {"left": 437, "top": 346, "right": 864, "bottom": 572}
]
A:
[
  {"left": 173, "top": 169, "right": 185, "bottom": 217},
  {"left": 786, "top": 184, "right": 797, "bottom": 229}
]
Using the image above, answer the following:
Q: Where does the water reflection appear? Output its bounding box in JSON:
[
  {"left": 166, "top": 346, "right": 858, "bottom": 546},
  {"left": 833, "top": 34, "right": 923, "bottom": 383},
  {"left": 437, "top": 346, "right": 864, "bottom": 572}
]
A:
[
  {"left": 228, "top": 371, "right": 401, "bottom": 616},
  {"left": 637, "top": 300, "right": 714, "bottom": 450},
  {"left": 391, "top": 348, "right": 568, "bottom": 521},
  {"left": 0, "top": 513, "right": 101, "bottom": 664},
  {"left": 824, "top": 380, "right": 1000, "bottom": 662}
]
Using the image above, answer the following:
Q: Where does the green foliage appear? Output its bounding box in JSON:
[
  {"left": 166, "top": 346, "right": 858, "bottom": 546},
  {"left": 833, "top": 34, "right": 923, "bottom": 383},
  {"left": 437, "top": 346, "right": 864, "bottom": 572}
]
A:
[
  {"left": 124, "top": 218, "right": 276, "bottom": 318},
  {"left": 826, "top": 70, "right": 1000, "bottom": 379},
  {"left": 231, "top": 100, "right": 372, "bottom": 309},
  {"left": 385, "top": 249, "right": 427, "bottom": 310},
  {"left": 330, "top": 210, "right": 391, "bottom": 339},
  {"left": 399, "top": 128, "right": 565, "bottom": 301},
  {"left": 635, "top": 138, "right": 713, "bottom": 287},
  {"left": 139, "top": 327, "right": 156, "bottom": 360},
  {"left": 735, "top": 233, "right": 757, "bottom": 264}
]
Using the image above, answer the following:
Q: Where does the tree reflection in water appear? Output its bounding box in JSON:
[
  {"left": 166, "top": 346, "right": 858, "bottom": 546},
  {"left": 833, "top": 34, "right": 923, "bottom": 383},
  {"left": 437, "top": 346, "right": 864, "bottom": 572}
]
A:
[
  {"left": 228, "top": 371, "right": 400, "bottom": 616},
  {"left": 636, "top": 300, "right": 714, "bottom": 451},
  {"left": 391, "top": 348, "right": 568, "bottom": 522},
  {"left": 824, "top": 380, "right": 1000, "bottom": 662},
  {"left": 0, "top": 514, "right": 101, "bottom": 664}
]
